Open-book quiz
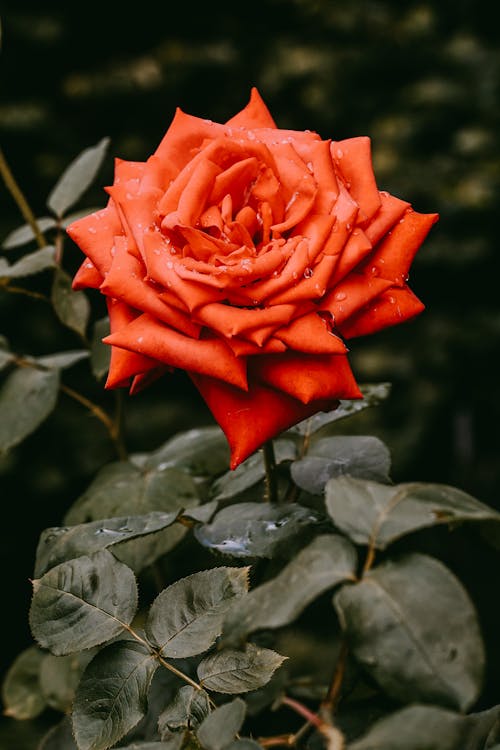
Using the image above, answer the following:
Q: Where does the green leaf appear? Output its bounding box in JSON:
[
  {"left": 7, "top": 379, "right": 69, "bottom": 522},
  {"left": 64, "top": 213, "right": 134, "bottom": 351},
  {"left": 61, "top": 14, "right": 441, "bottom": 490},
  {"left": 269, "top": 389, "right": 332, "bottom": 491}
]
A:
[
  {"left": 1, "top": 645, "right": 46, "bottom": 719},
  {"left": 291, "top": 436, "right": 391, "bottom": 495},
  {"left": 197, "top": 698, "right": 246, "bottom": 750},
  {"left": 90, "top": 316, "right": 111, "bottom": 380},
  {"left": 2, "top": 217, "right": 56, "bottom": 249},
  {"left": 47, "top": 138, "right": 110, "bottom": 218},
  {"left": 197, "top": 644, "right": 286, "bottom": 694},
  {"left": 194, "top": 502, "right": 322, "bottom": 558},
  {"left": 146, "top": 567, "right": 249, "bottom": 658},
  {"left": 325, "top": 476, "right": 500, "bottom": 550},
  {"left": 0, "top": 245, "right": 56, "bottom": 278},
  {"left": 72, "top": 640, "right": 158, "bottom": 750},
  {"left": 334, "top": 553, "right": 485, "bottom": 710},
  {"left": 30, "top": 549, "right": 138, "bottom": 655},
  {"left": 464, "top": 705, "right": 500, "bottom": 749},
  {"left": 211, "top": 440, "right": 297, "bottom": 502},
  {"left": 34, "top": 510, "right": 179, "bottom": 577},
  {"left": 36, "top": 349, "right": 89, "bottom": 370},
  {"left": 223, "top": 534, "right": 357, "bottom": 645},
  {"left": 63, "top": 459, "right": 200, "bottom": 573},
  {"left": 181, "top": 501, "right": 218, "bottom": 523},
  {"left": 349, "top": 704, "right": 468, "bottom": 750},
  {"left": 65, "top": 461, "right": 199, "bottom": 524},
  {"left": 0, "top": 366, "right": 59, "bottom": 453},
  {"left": 290, "top": 383, "right": 391, "bottom": 436},
  {"left": 145, "top": 426, "right": 230, "bottom": 477},
  {"left": 158, "top": 685, "right": 210, "bottom": 737},
  {"left": 51, "top": 267, "right": 90, "bottom": 337},
  {"left": 38, "top": 717, "right": 78, "bottom": 750},
  {"left": 39, "top": 651, "right": 95, "bottom": 712}
]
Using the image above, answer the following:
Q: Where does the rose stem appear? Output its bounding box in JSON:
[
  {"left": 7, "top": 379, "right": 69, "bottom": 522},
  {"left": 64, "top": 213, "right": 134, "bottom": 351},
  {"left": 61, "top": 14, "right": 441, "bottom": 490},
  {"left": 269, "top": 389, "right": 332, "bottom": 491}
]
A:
[
  {"left": 321, "top": 639, "right": 349, "bottom": 713},
  {"left": 0, "top": 147, "right": 47, "bottom": 249},
  {"left": 263, "top": 439, "right": 278, "bottom": 503}
]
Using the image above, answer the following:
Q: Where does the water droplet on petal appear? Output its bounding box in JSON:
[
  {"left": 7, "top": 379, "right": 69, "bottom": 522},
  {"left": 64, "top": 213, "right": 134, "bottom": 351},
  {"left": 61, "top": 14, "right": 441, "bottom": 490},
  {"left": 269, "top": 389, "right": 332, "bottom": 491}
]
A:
[
  {"left": 335, "top": 291, "right": 347, "bottom": 301},
  {"left": 303, "top": 267, "right": 314, "bottom": 279}
]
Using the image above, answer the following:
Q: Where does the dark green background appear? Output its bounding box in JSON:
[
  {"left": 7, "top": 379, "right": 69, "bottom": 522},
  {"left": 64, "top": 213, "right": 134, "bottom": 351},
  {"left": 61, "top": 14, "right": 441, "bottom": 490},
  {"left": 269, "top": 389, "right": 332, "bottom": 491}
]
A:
[{"left": 1, "top": 0, "right": 499, "bottom": 742}]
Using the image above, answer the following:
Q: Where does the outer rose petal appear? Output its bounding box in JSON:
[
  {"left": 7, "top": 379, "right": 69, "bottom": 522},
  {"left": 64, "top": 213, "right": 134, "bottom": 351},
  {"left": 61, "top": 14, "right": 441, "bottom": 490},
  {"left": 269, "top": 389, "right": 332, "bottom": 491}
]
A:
[
  {"left": 332, "top": 137, "right": 381, "bottom": 223},
  {"left": 73, "top": 258, "right": 103, "bottom": 290},
  {"left": 251, "top": 352, "right": 362, "bottom": 404},
  {"left": 105, "top": 300, "right": 160, "bottom": 389},
  {"left": 339, "top": 286, "right": 425, "bottom": 339},
  {"left": 225, "top": 87, "right": 277, "bottom": 129},
  {"left": 104, "top": 313, "right": 248, "bottom": 389},
  {"left": 361, "top": 209, "right": 439, "bottom": 284},
  {"left": 190, "top": 373, "right": 339, "bottom": 469}
]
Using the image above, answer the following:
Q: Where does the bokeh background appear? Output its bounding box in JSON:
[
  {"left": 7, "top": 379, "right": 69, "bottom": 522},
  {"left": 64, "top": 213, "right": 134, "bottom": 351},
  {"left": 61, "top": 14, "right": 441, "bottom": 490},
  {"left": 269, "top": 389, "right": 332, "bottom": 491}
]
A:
[{"left": 1, "top": 0, "right": 499, "bottom": 744}]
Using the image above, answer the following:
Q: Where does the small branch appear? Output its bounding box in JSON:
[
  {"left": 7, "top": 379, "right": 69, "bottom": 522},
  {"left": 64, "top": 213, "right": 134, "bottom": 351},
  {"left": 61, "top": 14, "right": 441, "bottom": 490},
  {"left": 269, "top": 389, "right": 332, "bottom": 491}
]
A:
[
  {"left": 59, "top": 383, "right": 127, "bottom": 460},
  {"left": 281, "top": 696, "right": 345, "bottom": 750},
  {"left": 322, "top": 640, "right": 349, "bottom": 713},
  {"left": 0, "top": 281, "right": 49, "bottom": 302},
  {"left": 263, "top": 440, "right": 278, "bottom": 503},
  {"left": 123, "top": 624, "right": 213, "bottom": 702},
  {"left": 259, "top": 735, "right": 295, "bottom": 748},
  {"left": 0, "top": 147, "right": 47, "bottom": 249},
  {"left": 362, "top": 543, "right": 376, "bottom": 575}
]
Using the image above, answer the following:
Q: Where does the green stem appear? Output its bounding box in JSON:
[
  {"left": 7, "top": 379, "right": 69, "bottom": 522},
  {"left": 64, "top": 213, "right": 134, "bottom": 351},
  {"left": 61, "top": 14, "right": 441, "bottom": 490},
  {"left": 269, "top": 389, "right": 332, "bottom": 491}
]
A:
[
  {"left": 0, "top": 147, "right": 47, "bottom": 249},
  {"left": 263, "top": 440, "right": 278, "bottom": 503}
]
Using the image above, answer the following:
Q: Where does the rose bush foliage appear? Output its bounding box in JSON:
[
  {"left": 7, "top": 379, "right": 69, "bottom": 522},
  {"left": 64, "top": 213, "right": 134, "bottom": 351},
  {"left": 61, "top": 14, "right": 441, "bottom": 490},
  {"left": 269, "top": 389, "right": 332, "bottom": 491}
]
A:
[{"left": 68, "top": 89, "right": 437, "bottom": 467}]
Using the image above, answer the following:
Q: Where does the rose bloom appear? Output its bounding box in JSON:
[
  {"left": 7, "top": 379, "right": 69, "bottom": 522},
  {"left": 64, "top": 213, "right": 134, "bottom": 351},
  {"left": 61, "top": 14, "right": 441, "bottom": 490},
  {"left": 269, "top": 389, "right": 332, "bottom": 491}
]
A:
[{"left": 68, "top": 89, "right": 438, "bottom": 468}]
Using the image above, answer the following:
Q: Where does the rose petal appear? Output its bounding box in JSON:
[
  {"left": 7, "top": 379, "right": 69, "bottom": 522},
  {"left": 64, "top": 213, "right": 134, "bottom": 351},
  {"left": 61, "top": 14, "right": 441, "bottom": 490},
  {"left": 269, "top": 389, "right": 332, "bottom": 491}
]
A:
[
  {"left": 225, "top": 87, "right": 278, "bottom": 129},
  {"left": 329, "top": 228, "right": 374, "bottom": 285},
  {"left": 322, "top": 273, "right": 393, "bottom": 325},
  {"left": 100, "top": 236, "right": 201, "bottom": 337},
  {"left": 104, "top": 313, "right": 248, "bottom": 389},
  {"left": 154, "top": 108, "right": 227, "bottom": 170},
  {"left": 275, "top": 312, "right": 347, "bottom": 354},
  {"left": 292, "top": 139, "right": 339, "bottom": 214},
  {"left": 191, "top": 373, "right": 339, "bottom": 469},
  {"left": 252, "top": 352, "right": 362, "bottom": 404},
  {"left": 365, "top": 192, "right": 410, "bottom": 245},
  {"left": 72, "top": 258, "right": 103, "bottom": 290},
  {"left": 268, "top": 253, "right": 338, "bottom": 304},
  {"left": 105, "top": 299, "right": 160, "bottom": 389},
  {"left": 194, "top": 301, "right": 303, "bottom": 342},
  {"left": 106, "top": 184, "right": 163, "bottom": 256},
  {"left": 66, "top": 204, "right": 122, "bottom": 277},
  {"left": 209, "top": 156, "right": 260, "bottom": 210},
  {"left": 226, "top": 336, "right": 287, "bottom": 357},
  {"left": 332, "top": 137, "right": 381, "bottom": 223},
  {"left": 360, "top": 208, "right": 439, "bottom": 284},
  {"left": 339, "top": 286, "right": 425, "bottom": 339}
]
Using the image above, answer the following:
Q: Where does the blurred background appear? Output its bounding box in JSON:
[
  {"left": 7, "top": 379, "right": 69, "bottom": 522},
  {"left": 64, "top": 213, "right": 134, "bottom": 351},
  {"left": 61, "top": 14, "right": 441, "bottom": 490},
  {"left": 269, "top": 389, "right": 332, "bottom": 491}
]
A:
[{"left": 1, "top": 0, "right": 499, "bottom": 742}]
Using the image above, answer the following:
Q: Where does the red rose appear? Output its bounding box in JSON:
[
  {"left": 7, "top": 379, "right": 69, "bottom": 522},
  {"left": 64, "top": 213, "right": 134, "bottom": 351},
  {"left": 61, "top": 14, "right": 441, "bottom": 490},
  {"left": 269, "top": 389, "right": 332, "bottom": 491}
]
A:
[{"left": 68, "top": 89, "right": 438, "bottom": 468}]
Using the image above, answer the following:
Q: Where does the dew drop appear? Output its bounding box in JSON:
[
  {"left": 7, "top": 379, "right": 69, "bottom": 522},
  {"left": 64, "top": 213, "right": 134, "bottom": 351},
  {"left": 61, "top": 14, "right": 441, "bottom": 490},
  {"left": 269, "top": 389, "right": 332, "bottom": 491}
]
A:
[
  {"left": 137, "top": 336, "right": 144, "bottom": 344},
  {"left": 335, "top": 291, "right": 347, "bottom": 301},
  {"left": 88, "top": 227, "right": 97, "bottom": 234},
  {"left": 336, "top": 147, "right": 343, "bottom": 158},
  {"left": 166, "top": 261, "right": 174, "bottom": 269},
  {"left": 303, "top": 267, "right": 314, "bottom": 279}
]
